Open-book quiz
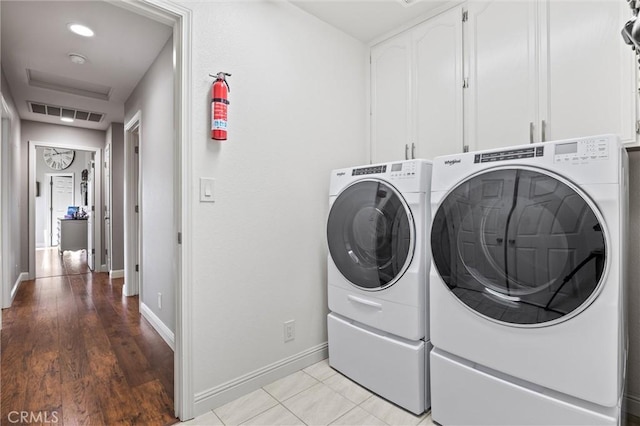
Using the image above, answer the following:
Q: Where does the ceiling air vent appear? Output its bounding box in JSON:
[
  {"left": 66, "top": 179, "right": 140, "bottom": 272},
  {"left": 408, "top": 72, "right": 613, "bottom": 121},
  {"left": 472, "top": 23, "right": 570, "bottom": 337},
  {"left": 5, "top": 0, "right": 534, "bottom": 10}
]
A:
[{"left": 28, "top": 101, "right": 104, "bottom": 123}]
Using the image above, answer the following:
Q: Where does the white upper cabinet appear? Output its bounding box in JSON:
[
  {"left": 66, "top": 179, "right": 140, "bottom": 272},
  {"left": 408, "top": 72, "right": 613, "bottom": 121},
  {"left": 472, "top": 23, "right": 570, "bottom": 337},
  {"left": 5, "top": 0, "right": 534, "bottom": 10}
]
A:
[
  {"left": 371, "top": 32, "right": 412, "bottom": 163},
  {"left": 371, "top": 6, "right": 464, "bottom": 163},
  {"left": 465, "top": 1, "right": 540, "bottom": 151},
  {"left": 466, "top": 0, "right": 637, "bottom": 151},
  {"left": 413, "top": 6, "right": 464, "bottom": 160},
  {"left": 542, "top": 0, "right": 636, "bottom": 146},
  {"left": 370, "top": 1, "right": 637, "bottom": 160}
]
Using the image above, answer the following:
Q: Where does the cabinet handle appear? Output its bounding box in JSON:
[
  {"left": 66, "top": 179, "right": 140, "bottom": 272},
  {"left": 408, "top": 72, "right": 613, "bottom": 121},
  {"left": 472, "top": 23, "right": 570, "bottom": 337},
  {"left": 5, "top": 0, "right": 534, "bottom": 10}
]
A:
[
  {"left": 541, "top": 120, "right": 547, "bottom": 142},
  {"left": 411, "top": 143, "right": 415, "bottom": 159},
  {"left": 529, "top": 122, "right": 534, "bottom": 144},
  {"left": 405, "top": 144, "right": 409, "bottom": 160}
]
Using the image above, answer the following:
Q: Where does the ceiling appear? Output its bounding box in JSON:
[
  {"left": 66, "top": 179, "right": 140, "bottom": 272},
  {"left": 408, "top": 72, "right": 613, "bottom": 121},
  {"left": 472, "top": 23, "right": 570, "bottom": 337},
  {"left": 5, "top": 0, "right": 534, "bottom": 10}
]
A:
[
  {"left": 1, "top": 1, "right": 172, "bottom": 131},
  {"left": 289, "top": 0, "right": 447, "bottom": 43}
]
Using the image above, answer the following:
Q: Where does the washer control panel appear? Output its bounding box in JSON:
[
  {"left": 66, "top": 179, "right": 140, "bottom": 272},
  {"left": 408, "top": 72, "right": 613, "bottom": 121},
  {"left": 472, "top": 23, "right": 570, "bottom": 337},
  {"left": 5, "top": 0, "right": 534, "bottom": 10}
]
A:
[
  {"left": 350, "top": 162, "right": 419, "bottom": 179},
  {"left": 352, "top": 165, "right": 386, "bottom": 176},
  {"left": 554, "top": 137, "right": 609, "bottom": 163},
  {"left": 389, "top": 161, "right": 417, "bottom": 179}
]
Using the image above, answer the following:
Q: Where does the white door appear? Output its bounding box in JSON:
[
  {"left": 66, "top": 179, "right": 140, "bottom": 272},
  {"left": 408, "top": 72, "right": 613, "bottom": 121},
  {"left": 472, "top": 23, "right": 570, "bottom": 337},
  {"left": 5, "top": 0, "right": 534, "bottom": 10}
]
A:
[
  {"left": 412, "top": 6, "right": 464, "bottom": 159},
  {"left": 49, "top": 175, "right": 73, "bottom": 246},
  {"left": 371, "top": 32, "right": 412, "bottom": 163},
  {"left": 87, "top": 160, "right": 95, "bottom": 270},
  {"left": 542, "top": 0, "right": 636, "bottom": 144},
  {"left": 466, "top": 1, "right": 539, "bottom": 151}
]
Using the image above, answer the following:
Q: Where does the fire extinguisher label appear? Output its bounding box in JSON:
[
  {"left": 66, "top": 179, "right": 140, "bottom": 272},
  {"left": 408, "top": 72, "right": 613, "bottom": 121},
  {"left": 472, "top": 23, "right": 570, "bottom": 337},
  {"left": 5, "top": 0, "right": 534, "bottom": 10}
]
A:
[{"left": 212, "top": 102, "right": 228, "bottom": 130}]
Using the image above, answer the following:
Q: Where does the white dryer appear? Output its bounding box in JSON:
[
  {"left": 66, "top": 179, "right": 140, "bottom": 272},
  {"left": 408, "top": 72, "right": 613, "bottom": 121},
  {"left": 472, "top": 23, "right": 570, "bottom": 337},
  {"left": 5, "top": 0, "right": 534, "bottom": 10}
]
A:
[
  {"left": 429, "top": 135, "right": 628, "bottom": 425},
  {"left": 326, "top": 159, "right": 432, "bottom": 414}
]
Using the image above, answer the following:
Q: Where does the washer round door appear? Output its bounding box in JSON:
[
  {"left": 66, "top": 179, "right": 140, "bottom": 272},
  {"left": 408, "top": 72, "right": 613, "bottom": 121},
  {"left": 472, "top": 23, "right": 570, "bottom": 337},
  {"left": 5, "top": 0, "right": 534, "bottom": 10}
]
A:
[
  {"left": 431, "top": 167, "right": 606, "bottom": 326},
  {"left": 327, "top": 179, "right": 414, "bottom": 291}
]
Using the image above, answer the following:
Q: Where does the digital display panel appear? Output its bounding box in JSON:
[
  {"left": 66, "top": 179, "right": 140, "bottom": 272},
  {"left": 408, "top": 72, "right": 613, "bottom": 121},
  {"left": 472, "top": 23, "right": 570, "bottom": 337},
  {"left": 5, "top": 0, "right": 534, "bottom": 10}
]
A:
[
  {"left": 556, "top": 142, "right": 578, "bottom": 155},
  {"left": 391, "top": 163, "right": 403, "bottom": 172}
]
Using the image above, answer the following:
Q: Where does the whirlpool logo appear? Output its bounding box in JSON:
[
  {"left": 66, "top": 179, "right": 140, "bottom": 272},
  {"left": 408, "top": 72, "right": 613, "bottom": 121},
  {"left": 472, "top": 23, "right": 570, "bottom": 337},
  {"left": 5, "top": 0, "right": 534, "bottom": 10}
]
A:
[
  {"left": 444, "top": 159, "right": 461, "bottom": 166},
  {"left": 336, "top": 172, "right": 346, "bottom": 177}
]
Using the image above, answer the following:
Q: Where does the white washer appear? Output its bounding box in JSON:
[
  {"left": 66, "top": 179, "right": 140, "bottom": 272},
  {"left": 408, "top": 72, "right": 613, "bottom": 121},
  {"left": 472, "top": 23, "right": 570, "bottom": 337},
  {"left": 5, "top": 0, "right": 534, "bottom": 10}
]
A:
[
  {"left": 429, "top": 135, "right": 628, "bottom": 425},
  {"left": 326, "top": 159, "right": 432, "bottom": 414}
]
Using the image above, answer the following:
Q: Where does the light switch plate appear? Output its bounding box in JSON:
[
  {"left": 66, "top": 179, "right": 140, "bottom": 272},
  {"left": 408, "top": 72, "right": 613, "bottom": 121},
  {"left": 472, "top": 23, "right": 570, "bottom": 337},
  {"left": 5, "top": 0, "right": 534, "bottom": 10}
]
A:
[{"left": 200, "top": 177, "right": 215, "bottom": 202}]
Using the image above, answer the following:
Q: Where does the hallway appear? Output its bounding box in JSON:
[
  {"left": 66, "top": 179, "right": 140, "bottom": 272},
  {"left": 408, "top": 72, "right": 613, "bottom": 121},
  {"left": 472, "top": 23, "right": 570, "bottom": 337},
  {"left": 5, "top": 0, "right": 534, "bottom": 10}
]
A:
[{"left": 1, "top": 249, "right": 176, "bottom": 425}]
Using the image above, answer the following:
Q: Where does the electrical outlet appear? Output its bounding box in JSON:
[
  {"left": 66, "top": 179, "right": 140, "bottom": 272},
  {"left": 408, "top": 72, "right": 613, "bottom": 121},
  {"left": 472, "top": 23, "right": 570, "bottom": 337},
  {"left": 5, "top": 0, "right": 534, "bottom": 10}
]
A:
[
  {"left": 284, "top": 320, "right": 295, "bottom": 342},
  {"left": 158, "top": 293, "right": 162, "bottom": 309}
]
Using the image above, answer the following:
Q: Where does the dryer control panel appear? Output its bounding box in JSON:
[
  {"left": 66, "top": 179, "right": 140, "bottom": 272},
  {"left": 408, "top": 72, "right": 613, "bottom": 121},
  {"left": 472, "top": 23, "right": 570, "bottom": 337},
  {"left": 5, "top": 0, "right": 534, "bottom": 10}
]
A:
[
  {"left": 554, "top": 137, "right": 609, "bottom": 163},
  {"left": 389, "top": 161, "right": 417, "bottom": 179}
]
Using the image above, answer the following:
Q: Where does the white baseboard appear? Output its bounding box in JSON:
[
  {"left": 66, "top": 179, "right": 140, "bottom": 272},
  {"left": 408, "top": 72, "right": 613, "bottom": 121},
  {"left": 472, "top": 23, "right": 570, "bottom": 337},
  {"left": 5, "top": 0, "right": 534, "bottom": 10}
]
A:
[
  {"left": 193, "top": 342, "right": 328, "bottom": 417},
  {"left": 109, "top": 269, "right": 124, "bottom": 279},
  {"left": 7, "top": 272, "right": 28, "bottom": 307},
  {"left": 625, "top": 393, "right": 640, "bottom": 417},
  {"left": 140, "top": 302, "right": 175, "bottom": 351}
]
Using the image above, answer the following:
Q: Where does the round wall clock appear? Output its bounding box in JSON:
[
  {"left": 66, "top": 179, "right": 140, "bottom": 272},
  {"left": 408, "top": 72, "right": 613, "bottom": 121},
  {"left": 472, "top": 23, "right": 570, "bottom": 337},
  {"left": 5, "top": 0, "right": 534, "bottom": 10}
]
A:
[{"left": 43, "top": 148, "right": 75, "bottom": 170}]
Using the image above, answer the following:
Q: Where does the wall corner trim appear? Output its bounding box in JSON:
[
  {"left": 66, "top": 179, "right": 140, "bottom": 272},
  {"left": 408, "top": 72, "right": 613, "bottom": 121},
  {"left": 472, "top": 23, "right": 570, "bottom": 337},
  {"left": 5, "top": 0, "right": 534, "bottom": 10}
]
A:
[
  {"left": 140, "top": 302, "right": 175, "bottom": 351},
  {"left": 192, "top": 342, "right": 329, "bottom": 418}
]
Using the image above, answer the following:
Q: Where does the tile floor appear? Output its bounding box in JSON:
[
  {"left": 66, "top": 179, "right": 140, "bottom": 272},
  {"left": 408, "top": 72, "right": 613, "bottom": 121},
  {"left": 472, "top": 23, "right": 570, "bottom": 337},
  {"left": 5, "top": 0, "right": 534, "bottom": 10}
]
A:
[{"left": 183, "top": 359, "right": 433, "bottom": 426}]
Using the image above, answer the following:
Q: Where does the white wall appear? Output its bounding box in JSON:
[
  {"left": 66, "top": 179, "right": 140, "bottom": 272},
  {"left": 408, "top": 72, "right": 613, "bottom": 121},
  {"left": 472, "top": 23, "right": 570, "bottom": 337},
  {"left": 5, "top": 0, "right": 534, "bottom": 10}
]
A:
[
  {"left": 124, "top": 36, "right": 175, "bottom": 334},
  {"left": 34, "top": 147, "right": 92, "bottom": 247},
  {"left": 182, "top": 0, "right": 368, "bottom": 414}
]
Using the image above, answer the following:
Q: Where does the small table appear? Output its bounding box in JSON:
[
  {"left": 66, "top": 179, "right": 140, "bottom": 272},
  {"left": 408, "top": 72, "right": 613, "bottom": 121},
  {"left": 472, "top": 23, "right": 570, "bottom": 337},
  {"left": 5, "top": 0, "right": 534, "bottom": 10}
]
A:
[{"left": 57, "top": 218, "right": 88, "bottom": 254}]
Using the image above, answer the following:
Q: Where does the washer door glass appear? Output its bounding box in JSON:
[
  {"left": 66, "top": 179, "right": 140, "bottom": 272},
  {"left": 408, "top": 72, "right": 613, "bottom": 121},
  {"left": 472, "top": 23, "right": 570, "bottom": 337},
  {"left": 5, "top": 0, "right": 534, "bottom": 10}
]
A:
[
  {"left": 327, "top": 180, "right": 414, "bottom": 290},
  {"left": 431, "top": 168, "right": 606, "bottom": 326}
]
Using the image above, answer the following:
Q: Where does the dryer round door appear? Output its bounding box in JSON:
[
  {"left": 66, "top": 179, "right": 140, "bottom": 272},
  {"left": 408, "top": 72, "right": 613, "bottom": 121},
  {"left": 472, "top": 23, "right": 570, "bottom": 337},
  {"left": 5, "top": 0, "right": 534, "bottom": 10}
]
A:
[
  {"left": 431, "top": 167, "right": 606, "bottom": 326},
  {"left": 327, "top": 179, "right": 415, "bottom": 291}
]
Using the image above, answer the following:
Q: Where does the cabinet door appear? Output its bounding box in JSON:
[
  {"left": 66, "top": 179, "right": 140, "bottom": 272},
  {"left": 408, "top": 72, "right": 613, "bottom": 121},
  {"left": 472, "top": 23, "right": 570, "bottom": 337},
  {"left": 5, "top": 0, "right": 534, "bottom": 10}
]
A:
[
  {"left": 371, "top": 32, "right": 411, "bottom": 163},
  {"left": 413, "top": 6, "right": 464, "bottom": 159},
  {"left": 542, "top": 0, "right": 636, "bottom": 145},
  {"left": 466, "top": 1, "right": 540, "bottom": 151}
]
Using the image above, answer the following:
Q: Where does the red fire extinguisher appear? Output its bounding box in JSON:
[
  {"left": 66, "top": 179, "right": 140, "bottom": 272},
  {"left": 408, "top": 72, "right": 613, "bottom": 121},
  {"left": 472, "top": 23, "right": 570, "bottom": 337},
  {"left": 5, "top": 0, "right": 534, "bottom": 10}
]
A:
[{"left": 211, "top": 72, "right": 231, "bottom": 140}]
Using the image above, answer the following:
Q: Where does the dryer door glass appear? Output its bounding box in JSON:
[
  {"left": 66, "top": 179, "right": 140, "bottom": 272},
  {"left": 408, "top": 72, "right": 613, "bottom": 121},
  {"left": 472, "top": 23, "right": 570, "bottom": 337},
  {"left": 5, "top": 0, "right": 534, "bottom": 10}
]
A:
[
  {"left": 431, "top": 168, "right": 605, "bottom": 325},
  {"left": 327, "top": 180, "right": 414, "bottom": 290}
]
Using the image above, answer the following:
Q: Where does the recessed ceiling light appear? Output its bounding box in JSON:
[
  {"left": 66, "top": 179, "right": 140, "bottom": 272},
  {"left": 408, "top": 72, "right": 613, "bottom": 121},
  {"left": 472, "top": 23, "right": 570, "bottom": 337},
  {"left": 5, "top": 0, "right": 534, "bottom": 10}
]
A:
[
  {"left": 68, "top": 53, "right": 87, "bottom": 65},
  {"left": 60, "top": 117, "right": 74, "bottom": 123},
  {"left": 68, "top": 23, "right": 94, "bottom": 37}
]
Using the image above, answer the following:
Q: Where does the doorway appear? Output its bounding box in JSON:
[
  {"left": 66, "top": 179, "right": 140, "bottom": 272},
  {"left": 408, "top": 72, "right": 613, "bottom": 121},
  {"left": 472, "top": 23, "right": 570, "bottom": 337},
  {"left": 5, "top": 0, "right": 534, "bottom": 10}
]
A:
[
  {"left": 44, "top": 173, "right": 74, "bottom": 247},
  {"left": 104, "top": 143, "right": 112, "bottom": 272},
  {"left": 124, "top": 115, "right": 141, "bottom": 298},
  {"left": 0, "top": 95, "right": 14, "bottom": 314},
  {"left": 5, "top": 0, "right": 192, "bottom": 419},
  {"left": 29, "top": 141, "right": 102, "bottom": 278}
]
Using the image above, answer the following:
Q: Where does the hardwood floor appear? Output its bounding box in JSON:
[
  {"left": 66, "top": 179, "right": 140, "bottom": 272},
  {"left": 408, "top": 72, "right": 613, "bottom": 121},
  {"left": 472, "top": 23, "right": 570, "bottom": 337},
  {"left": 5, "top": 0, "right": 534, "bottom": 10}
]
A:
[{"left": 2, "top": 248, "right": 176, "bottom": 425}]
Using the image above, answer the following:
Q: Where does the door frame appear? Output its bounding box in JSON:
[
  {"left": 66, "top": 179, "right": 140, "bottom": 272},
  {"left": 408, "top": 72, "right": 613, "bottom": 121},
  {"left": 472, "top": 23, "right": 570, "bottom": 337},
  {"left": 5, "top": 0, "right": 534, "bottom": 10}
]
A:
[
  {"left": 104, "top": 143, "right": 112, "bottom": 271},
  {"left": 124, "top": 111, "right": 141, "bottom": 298},
  {"left": 44, "top": 172, "right": 75, "bottom": 247},
  {"left": 29, "top": 141, "right": 102, "bottom": 277},
  {"left": 107, "top": 0, "right": 193, "bottom": 419},
  {"left": 0, "top": 95, "right": 13, "bottom": 316}
]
